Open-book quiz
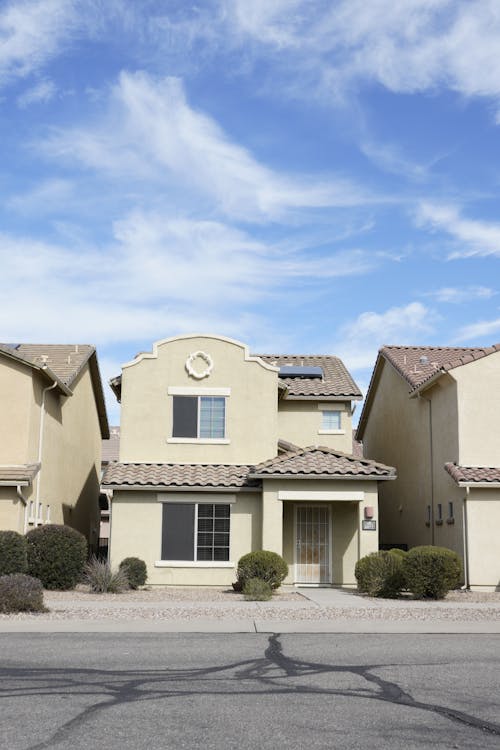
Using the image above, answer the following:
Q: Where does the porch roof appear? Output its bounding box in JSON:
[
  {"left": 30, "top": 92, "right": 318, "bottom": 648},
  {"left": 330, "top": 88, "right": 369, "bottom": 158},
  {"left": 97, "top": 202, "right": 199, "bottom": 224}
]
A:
[
  {"left": 101, "top": 462, "right": 260, "bottom": 490},
  {"left": 0, "top": 463, "right": 41, "bottom": 486},
  {"left": 249, "top": 446, "right": 396, "bottom": 480},
  {"left": 445, "top": 462, "right": 500, "bottom": 487}
]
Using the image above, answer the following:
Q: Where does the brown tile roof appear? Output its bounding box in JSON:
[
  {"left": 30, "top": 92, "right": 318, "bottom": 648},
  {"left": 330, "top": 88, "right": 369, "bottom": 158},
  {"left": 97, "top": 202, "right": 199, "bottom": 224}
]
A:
[
  {"left": 352, "top": 430, "right": 363, "bottom": 459},
  {"left": 256, "top": 354, "right": 362, "bottom": 399},
  {"left": 250, "top": 446, "right": 395, "bottom": 479},
  {"left": 445, "top": 463, "right": 500, "bottom": 485},
  {"left": 102, "top": 427, "right": 120, "bottom": 464},
  {"left": 0, "top": 463, "right": 40, "bottom": 486},
  {"left": 102, "top": 462, "right": 260, "bottom": 489},
  {"left": 382, "top": 344, "right": 500, "bottom": 392},
  {"left": 0, "top": 343, "right": 109, "bottom": 438}
]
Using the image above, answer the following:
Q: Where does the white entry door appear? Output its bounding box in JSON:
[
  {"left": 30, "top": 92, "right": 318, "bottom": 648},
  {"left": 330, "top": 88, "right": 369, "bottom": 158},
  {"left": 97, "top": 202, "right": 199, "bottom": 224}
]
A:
[{"left": 295, "top": 506, "right": 331, "bottom": 584}]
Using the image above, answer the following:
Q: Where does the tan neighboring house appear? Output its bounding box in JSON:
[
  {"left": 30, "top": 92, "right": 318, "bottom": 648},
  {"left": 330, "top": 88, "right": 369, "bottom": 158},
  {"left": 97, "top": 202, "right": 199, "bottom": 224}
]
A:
[
  {"left": 357, "top": 344, "right": 500, "bottom": 591},
  {"left": 0, "top": 343, "right": 109, "bottom": 549},
  {"left": 102, "top": 334, "right": 395, "bottom": 587}
]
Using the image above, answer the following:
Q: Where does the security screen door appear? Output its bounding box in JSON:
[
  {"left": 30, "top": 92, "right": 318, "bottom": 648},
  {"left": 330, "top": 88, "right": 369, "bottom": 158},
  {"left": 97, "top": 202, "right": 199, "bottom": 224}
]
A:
[{"left": 295, "top": 506, "right": 331, "bottom": 584}]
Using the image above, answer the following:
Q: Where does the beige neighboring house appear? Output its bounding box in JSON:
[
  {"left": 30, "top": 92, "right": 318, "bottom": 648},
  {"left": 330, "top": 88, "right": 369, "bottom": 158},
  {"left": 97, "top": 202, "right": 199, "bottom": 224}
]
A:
[
  {"left": 0, "top": 343, "right": 109, "bottom": 549},
  {"left": 357, "top": 344, "right": 500, "bottom": 591},
  {"left": 102, "top": 334, "right": 395, "bottom": 587}
]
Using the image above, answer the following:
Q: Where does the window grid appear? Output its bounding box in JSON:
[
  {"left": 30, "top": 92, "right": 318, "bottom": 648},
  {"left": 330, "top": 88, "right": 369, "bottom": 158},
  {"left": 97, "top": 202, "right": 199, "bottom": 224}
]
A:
[
  {"left": 196, "top": 504, "right": 230, "bottom": 561},
  {"left": 199, "top": 397, "right": 225, "bottom": 439},
  {"left": 321, "top": 410, "right": 341, "bottom": 430}
]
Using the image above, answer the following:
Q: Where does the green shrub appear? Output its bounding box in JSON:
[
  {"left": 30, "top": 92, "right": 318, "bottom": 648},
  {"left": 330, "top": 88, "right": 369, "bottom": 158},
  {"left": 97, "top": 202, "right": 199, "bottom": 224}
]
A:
[
  {"left": 403, "top": 546, "right": 462, "bottom": 599},
  {"left": 0, "top": 531, "right": 28, "bottom": 576},
  {"left": 26, "top": 524, "right": 87, "bottom": 590},
  {"left": 388, "top": 548, "right": 408, "bottom": 560},
  {"left": 236, "top": 550, "right": 288, "bottom": 590},
  {"left": 243, "top": 577, "right": 273, "bottom": 601},
  {"left": 84, "top": 557, "right": 129, "bottom": 593},
  {"left": 0, "top": 573, "right": 46, "bottom": 613},
  {"left": 119, "top": 557, "right": 147, "bottom": 589},
  {"left": 355, "top": 551, "right": 405, "bottom": 598}
]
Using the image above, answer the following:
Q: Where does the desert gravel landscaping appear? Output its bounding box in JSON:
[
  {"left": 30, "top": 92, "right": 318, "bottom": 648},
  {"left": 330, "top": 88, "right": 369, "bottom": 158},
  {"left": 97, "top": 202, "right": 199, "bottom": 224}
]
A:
[{"left": 1, "top": 585, "right": 500, "bottom": 623}]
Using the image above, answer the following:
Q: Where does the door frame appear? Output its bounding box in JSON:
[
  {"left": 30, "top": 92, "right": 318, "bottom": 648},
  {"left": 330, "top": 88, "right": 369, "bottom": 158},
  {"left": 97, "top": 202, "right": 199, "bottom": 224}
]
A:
[{"left": 293, "top": 504, "right": 333, "bottom": 586}]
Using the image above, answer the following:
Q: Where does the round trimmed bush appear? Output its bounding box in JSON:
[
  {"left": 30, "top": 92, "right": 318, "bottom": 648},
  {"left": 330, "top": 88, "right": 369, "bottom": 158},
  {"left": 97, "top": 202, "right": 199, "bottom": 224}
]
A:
[
  {"left": 26, "top": 524, "right": 87, "bottom": 590},
  {"left": 119, "top": 557, "right": 147, "bottom": 589},
  {"left": 0, "top": 573, "right": 46, "bottom": 613},
  {"left": 388, "top": 548, "right": 407, "bottom": 560},
  {"left": 403, "top": 546, "right": 462, "bottom": 599},
  {"left": 236, "top": 550, "right": 288, "bottom": 590},
  {"left": 243, "top": 577, "right": 273, "bottom": 601},
  {"left": 0, "top": 531, "right": 28, "bottom": 576},
  {"left": 355, "top": 551, "right": 405, "bottom": 598}
]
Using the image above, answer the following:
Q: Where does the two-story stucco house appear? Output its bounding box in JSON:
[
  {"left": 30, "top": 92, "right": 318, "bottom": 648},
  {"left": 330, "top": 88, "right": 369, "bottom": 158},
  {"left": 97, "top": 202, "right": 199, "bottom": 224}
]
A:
[
  {"left": 102, "top": 334, "right": 395, "bottom": 587},
  {"left": 0, "top": 343, "right": 109, "bottom": 548},
  {"left": 357, "top": 344, "right": 500, "bottom": 591}
]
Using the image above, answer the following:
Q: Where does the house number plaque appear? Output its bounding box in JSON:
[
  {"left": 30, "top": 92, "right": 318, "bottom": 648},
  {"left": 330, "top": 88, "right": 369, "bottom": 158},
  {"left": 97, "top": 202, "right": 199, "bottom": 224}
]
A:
[{"left": 362, "top": 520, "right": 377, "bottom": 531}]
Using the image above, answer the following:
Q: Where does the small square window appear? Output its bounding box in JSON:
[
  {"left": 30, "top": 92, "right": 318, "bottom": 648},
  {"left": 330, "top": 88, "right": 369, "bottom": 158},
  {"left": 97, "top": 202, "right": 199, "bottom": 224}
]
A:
[{"left": 321, "top": 410, "right": 341, "bottom": 430}]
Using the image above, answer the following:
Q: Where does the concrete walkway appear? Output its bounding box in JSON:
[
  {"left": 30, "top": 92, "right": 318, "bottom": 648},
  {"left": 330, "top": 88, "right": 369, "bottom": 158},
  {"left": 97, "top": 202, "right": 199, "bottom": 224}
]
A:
[{"left": 1, "top": 586, "right": 500, "bottom": 634}]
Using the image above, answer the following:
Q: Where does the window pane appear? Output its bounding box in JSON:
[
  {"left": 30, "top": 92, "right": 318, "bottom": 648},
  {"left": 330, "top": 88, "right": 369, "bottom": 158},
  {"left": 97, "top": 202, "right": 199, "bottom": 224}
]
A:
[
  {"left": 196, "top": 504, "right": 230, "bottom": 561},
  {"left": 172, "top": 396, "right": 198, "bottom": 438},
  {"left": 321, "top": 410, "right": 341, "bottom": 430},
  {"left": 199, "top": 397, "right": 225, "bottom": 439},
  {"left": 162, "top": 504, "right": 195, "bottom": 560}
]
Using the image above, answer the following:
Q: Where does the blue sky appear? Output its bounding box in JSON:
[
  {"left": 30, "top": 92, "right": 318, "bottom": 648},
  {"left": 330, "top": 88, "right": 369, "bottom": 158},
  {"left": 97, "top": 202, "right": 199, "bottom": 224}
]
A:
[{"left": 3, "top": 0, "right": 500, "bottom": 424}]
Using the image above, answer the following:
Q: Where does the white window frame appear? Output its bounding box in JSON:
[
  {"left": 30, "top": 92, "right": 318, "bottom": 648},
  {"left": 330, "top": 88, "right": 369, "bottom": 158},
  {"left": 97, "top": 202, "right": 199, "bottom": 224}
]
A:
[
  {"left": 318, "top": 409, "right": 344, "bottom": 435},
  {"left": 167, "top": 393, "right": 230, "bottom": 444}
]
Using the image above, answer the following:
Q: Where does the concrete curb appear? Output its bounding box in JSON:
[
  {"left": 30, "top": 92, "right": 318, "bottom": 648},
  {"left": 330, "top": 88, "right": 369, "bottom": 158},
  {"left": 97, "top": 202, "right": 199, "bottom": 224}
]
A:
[{"left": 1, "top": 618, "right": 500, "bottom": 634}]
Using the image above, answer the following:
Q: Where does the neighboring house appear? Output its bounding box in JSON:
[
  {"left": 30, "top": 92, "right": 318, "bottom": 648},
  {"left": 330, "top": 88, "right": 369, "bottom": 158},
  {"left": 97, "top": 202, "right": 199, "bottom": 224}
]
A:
[
  {"left": 102, "top": 334, "right": 395, "bottom": 586},
  {"left": 99, "top": 426, "right": 120, "bottom": 556},
  {"left": 0, "top": 343, "right": 109, "bottom": 549},
  {"left": 357, "top": 344, "right": 500, "bottom": 591}
]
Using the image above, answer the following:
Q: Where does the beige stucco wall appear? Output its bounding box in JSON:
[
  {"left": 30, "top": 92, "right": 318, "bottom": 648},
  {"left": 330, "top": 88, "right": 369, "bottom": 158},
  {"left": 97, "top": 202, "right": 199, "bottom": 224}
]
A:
[
  {"left": 262, "top": 478, "right": 380, "bottom": 586},
  {"left": 0, "top": 358, "right": 34, "bottom": 463},
  {"left": 453, "top": 350, "right": 500, "bottom": 466},
  {"left": 109, "top": 490, "right": 262, "bottom": 586},
  {"left": 0, "top": 357, "right": 103, "bottom": 544},
  {"left": 362, "top": 361, "right": 435, "bottom": 549},
  {"left": 277, "top": 400, "right": 352, "bottom": 452},
  {"left": 119, "top": 335, "right": 278, "bottom": 465},
  {"left": 466, "top": 488, "right": 500, "bottom": 591},
  {"left": 0, "top": 487, "right": 29, "bottom": 533}
]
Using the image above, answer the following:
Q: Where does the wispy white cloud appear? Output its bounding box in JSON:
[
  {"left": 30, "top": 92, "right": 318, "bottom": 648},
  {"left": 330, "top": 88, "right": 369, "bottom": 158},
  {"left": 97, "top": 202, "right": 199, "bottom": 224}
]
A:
[
  {"left": 424, "top": 286, "right": 496, "bottom": 304},
  {"left": 0, "top": 210, "right": 381, "bottom": 346},
  {"left": 0, "top": 0, "right": 78, "bottom": 86},
  {"left": 416, "top": 203, "right": 500, "bottom": 258},
  {"left": 6, "top": 178, "right": 74, "bottom": 214},
  {"left": 220, "top": 1, "right": 500, "bottom": 108},
  {"left": 16, "top": 78, "right": 57, "bottom": 107},
  {"left": 40, "top": 71, "right": 378, "bottom": 223},
  {"left": 455, "top": 318, "right": 500, "bottom": 343},
  {"left": 333, "top": 301, "right": 437, "bottom": 370}
]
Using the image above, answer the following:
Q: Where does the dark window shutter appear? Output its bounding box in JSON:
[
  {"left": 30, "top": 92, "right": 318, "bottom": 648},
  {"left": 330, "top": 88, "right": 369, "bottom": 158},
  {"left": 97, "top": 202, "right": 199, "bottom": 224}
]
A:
[
  {"left": 161, "top": 503, "right": 195, "bottom": 560},
  {"left": 172, "top": 396, "right": 198, "bottom": 437}
]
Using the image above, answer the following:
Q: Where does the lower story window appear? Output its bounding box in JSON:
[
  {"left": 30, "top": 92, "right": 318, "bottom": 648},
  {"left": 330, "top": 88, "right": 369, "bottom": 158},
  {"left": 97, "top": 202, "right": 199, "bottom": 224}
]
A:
[{"left": 161, "top": 503, "right": 230, "bottom": 561}]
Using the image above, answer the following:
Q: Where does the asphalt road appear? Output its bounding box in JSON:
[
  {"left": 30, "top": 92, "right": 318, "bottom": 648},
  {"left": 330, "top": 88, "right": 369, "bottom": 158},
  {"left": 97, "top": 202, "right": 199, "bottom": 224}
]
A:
[{"left": 1, "top": 633, "right": 499, "bottom": 750}]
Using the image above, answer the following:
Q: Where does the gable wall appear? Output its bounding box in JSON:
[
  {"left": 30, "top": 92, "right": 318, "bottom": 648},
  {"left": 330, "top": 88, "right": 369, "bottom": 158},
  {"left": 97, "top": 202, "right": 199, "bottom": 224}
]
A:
[{"left": 119, "top": 336, "right": 278, "bottom": 464}]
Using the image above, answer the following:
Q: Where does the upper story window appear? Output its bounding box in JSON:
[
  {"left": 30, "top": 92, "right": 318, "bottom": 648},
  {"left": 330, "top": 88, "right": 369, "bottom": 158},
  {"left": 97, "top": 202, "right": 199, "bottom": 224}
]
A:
[
  {"left": 173, "top": 395, "right": 226, "bottom": 439},
  {"left": 321, "top": 410, "right": 341, "bottom": 431}
]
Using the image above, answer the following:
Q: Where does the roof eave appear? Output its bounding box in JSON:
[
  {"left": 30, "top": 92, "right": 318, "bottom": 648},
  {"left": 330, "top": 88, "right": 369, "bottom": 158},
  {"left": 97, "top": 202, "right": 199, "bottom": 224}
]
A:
[
  {"left": 283, "top": 394, "right": 362, "bottom": 401},
  {"left": 249, "top": 472, "right": 396, "bottom": 481},
  {"left": 457, "top": 481, "right": 500, "bottom": 489},
  {"left": 104, "top": 484, "right": 260, "bottom": 492}
]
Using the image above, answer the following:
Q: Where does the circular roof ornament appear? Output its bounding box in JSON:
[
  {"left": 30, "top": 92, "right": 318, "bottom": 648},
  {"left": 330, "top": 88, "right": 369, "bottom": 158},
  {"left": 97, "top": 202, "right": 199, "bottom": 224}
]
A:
[{"left": 185, "top": 351, "right": 214, "bottom": 380}]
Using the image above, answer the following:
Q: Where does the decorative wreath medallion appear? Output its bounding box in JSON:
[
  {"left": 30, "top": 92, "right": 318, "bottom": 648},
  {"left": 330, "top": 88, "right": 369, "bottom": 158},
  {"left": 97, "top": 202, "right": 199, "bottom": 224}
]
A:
[{"left": 185, "top": 350, "right": 214, "bottom": 380}]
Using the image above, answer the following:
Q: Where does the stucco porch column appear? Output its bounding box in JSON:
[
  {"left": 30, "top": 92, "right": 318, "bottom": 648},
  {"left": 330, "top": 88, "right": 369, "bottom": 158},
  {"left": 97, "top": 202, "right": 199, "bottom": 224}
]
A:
[{"left": 261, "top": 486, "right": 283, "bottom": 555}]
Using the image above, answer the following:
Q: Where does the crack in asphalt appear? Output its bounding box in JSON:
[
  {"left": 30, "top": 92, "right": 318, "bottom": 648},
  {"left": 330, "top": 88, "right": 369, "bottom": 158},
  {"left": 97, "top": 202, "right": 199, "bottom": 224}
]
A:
[{"left": 0, "top": 634, "right": 498, "bottom": 749}]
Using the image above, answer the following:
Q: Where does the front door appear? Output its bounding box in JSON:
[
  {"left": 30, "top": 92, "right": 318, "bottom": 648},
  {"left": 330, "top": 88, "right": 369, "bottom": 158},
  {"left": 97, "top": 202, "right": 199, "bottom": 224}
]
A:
[{"left": 295, "top": 506, "right": 331, "bottom": 584}]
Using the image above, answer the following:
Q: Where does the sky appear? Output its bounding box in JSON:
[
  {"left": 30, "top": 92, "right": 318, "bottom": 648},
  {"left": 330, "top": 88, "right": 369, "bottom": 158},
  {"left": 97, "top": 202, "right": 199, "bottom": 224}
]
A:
[{"left": 2, "top": 0, "right": 500, "bottom": 424}]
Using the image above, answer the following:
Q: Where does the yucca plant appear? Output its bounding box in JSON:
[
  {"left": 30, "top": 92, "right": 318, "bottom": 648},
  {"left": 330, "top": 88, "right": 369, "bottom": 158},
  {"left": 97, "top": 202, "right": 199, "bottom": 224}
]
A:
[{"left": 83, "top": 557, "right": 129, "bottom": 593}]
